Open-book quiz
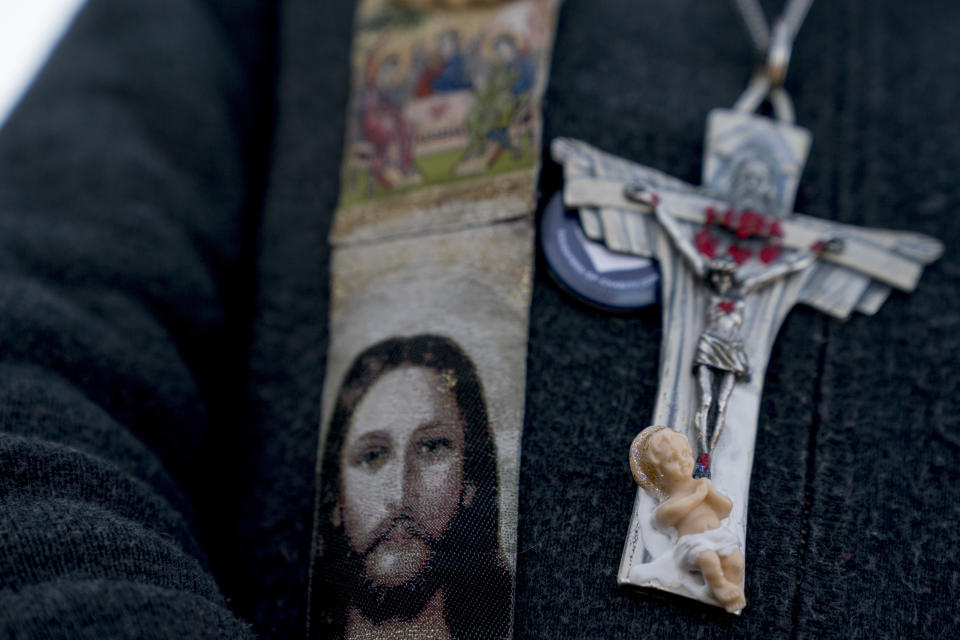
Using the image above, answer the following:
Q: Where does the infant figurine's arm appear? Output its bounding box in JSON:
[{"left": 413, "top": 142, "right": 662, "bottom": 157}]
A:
[
  {"left": 655, "top": 480, "right": 709, "bottom": 528},
  {"left": 704, "top": 481, "right": 733, "bottom": 520}
]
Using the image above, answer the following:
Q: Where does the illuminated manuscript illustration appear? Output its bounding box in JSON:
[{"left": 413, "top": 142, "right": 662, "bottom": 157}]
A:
[{"left": 334, "top": 0, "right": 558, "bottom": 245}]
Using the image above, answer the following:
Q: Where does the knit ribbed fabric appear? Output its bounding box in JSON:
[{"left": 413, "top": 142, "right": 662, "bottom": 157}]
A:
[
  {"left": 0, "top": 0, "right": 272, "bottom": 636},
  {"left": 1, "top": 0, "right": 958, "bottom": 638}
]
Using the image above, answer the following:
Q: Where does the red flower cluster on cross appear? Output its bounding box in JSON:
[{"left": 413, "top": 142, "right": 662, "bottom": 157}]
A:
[
  {"left": 694, "top": 227, "right": 718, "bottom": 258},
  {"left": 727, "top": 244, "right": 752, "bottom": 265},
  {"left": 696, "top": 206, "right": 786, "bottom": 266},
  {"left": 759, "top": 244, "right": 782, "bottom": 264},
  {"left": 704, "top": 206, "right": 784, "bottom": 240}
]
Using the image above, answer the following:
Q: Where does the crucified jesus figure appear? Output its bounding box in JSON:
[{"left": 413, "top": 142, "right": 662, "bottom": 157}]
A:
[{"left": 628, "top": 186, "right": 841, "bottom": 475}]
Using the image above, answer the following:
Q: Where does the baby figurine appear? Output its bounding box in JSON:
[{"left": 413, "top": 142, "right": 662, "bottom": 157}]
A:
[{"left": 629, "top": 425, "right": 746, "bottom": 613}]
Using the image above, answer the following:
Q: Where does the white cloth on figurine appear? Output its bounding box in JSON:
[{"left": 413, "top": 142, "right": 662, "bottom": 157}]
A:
[{"left": 674, "top": 526, "right": 741, "bottom": 571}]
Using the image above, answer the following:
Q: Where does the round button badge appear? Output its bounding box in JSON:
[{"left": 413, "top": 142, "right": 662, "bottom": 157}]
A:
[{"left": 540, "top": 191, "right": 660, "bottom": 311}]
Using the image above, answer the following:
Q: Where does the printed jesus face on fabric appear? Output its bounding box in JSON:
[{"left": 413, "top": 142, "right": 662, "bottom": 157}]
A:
[
  {"left": 339, "top": 366, "right": 471, "bottom": 586},
  {"left": 312, "top": 334, "right": 513, "bottom": 640}
]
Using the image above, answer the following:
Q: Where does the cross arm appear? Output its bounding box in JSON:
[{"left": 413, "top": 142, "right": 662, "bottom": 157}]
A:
[
  {"left": 563, "top": 177, "right": 937, "bottom": 293},
  {"left": 741, "top": 245, "right": 818, "bottom": 293},
  {"left": 623, "top": 185, "right": 708, "bottom": 278}
]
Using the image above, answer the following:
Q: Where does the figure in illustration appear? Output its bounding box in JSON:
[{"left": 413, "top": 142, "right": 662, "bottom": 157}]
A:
[
  {"left": 456, "top": 33, "right": 535, "bottom": 174},
  {"left": 630, "top": 425, "right": 745, "bottom": 613},
  {"left": 628, "top": 188, "right": 841, "bottom": 475},
  {"left": 415, "top": 29, "right": 473, "bottom": 97},
  {"left": 356, "top": 51, "right": 423, "bottom": 191},
  {"left": 310, "top": 335, "right": 512, "bottom": 640}
]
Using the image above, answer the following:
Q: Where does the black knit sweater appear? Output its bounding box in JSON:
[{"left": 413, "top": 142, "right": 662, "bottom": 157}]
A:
[{"left": 1, "top": 0, "right": 958, "bottom": 638}]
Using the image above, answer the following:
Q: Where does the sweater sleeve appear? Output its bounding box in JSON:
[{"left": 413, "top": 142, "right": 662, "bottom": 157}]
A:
[{"left": 0, "top": 0, "right": 270, "bottom": 636}]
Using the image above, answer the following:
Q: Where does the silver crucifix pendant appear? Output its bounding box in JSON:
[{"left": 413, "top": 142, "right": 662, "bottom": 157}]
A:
[{"left": 551, "top": 103, "right": 942, "bottom": 612}]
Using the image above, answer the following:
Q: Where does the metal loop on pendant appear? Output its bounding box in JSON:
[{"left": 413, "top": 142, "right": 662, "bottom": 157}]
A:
[
  {"left": 769, "top": 87, "right": 795, "bottom": 124},
  {"left": 765, "top": 19, "right": 793, "bottom": 88},
  {"left": 732, "top": 19, "right": 797, "bottom": 123},
  {"left": 733, "top": 74, "right": 768, "bottom": 114},
  {"left": 733, "top": 77, "right": 795, "bottom": 124}
]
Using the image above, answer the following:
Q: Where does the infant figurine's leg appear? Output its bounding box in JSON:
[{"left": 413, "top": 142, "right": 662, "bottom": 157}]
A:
[
  {"left": 719, "top": 550, "right": 746, "bottom": 612},
  {"left": 696, "top": 550, "right": 745, "bottom": 614},
  {"left": 720, "top": 549, "right": 744, "bottom": 588}
]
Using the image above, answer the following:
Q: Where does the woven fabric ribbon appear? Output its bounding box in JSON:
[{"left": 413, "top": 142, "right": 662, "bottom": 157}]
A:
[{"left": 308, "top": 1, "right": 560, "bottom": 638}]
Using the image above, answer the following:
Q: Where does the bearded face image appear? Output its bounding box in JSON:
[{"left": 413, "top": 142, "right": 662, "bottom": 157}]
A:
[
  {"left": 730, "top": 158, "right": 778, "bottom": 214},
  {"left": 339, "top": 366, "right": 471, "bottom": 594},
  {"left": 311, "top": 335, "right": 512, "bottom": 640}
]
